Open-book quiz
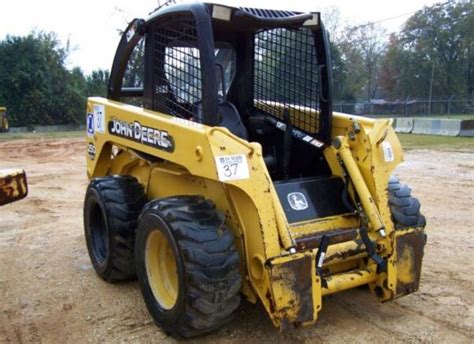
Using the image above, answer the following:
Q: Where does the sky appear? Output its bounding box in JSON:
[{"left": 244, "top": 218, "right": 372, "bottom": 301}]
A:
[{"left": 0, "top": 0, "right": 441, "bottom": 74}]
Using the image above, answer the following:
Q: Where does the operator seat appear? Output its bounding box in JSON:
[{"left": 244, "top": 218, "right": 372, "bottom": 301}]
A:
[
  {"left": 217, "top": 102, "right": 277, "bottom": 172},
  {"left": 218, "top": 101, "right": 248, "bottom": 140}
]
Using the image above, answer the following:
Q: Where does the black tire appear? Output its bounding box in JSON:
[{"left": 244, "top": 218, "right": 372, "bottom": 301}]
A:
[
  {"left": 84, "top": 175, "right": 146, "bottom": 282},
  {"left": 388, "top": 176, "right": 426, "bottom": 229},
  {"left": 135, "top": 196, "right": 242, "bottom": 338}
]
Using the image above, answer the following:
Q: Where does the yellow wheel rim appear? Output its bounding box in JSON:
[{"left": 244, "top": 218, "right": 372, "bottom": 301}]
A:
[{"left": 145, "top": 230, "right": 179, "bottom": 310}]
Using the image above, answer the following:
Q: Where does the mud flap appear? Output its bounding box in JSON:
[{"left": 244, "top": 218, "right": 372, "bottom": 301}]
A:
[{"left": 394, "top": 227, "right": 426, "bottom": 297}]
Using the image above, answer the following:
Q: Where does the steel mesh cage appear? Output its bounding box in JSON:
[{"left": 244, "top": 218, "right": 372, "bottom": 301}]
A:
[
  {"left": 151, "top": 14, "right": 202, "bottom": 120},
  {"left": 254, "top": 28, "right": 321, "bottom": 133}
]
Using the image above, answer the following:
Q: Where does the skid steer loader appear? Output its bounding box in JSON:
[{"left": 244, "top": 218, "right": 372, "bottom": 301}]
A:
[{"left": 83, "top": 2, "right": 426, "bottom": 338}]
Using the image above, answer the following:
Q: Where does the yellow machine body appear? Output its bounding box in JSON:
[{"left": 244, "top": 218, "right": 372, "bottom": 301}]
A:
[{"left": 86, "top": 98, "right": 425, "bottom": 329}]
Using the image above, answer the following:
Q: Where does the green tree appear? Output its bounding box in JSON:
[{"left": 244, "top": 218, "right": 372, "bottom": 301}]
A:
[
  {"left": 338, "top": 23, "right": 386, "bottom": 101},
  {"left": 1, "top": 32, "right": 69, "bottom": 125},
  {"left": 378, "top": 34, "right": 404, "bottom": 99},
  {"left": 0, "top": 32, "right": 65, "bottom": 126},
  {"left": 379, "top": 1, "right": 473, "bottom": 99},
  {"left": 123, "top": 39, "right": 144, "bottom": 88},
  {"left": 86, "top": 69, "right": 109, "bottom": 97},
  {"left": 0, "top": 31, "right": 109, "bottom": 127},
  {"left": 60, "top": 67, "right": 87, "bottom": 124},
  {"left": 322, "top": 7, "right": 351, "bottom": 101}
]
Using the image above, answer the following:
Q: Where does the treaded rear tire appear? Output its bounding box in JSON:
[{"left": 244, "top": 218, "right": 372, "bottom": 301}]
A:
[
  {"left": 388, "top": 176, "right": 426, "bottom": 229},
  {"left": 84, "top": 175, "right": 146, "bottom": 282},
  {"left": 135, "top": 195, "right": 242, "bottom": 338}
]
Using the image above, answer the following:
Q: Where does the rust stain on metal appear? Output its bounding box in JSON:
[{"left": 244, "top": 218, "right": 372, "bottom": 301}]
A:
[
  {"left": 395, "top": 228, "right": 426, "bottom": 296},
  {"left": 272, "top": 256, "right": 314, "bottom": 327},
  {"left": 295, "top": 227, "right": 358, "bottom": 250},
  {"left": 0, "top": 170, "right": 28, "bottom": 206},
  {"left": 265, "top": 289, "right": 275, "bottom": 313},
  {"left": 324, "top": 239, "right": 366, "bottom": 263}
]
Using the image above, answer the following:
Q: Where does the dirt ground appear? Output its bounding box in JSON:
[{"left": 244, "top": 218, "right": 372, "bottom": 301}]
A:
[{"left": 0, "top": 137, "right": 473, "bottom": 343}]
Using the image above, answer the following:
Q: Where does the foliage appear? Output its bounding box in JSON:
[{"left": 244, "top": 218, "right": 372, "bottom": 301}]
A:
[
  {"left": 338, "top": 23, "right": 387, "bottom": 101},
  {"left": 329, "top": 40, "right": 350, "bottom": 101},
  {"left": 378, "top": 0, "right": 473, "bottom": 100},
  {"left": 327, "top": 1, "right": 473, "bottom": 102},
  {"left": 123, "top": 39, "right": 144, "bottom": 88},
  {"left": 86, "top": 69, "right": 110, "bottom": 97},
  {"left": 0, "top": 31, "right": 108, "bottom": 127}
]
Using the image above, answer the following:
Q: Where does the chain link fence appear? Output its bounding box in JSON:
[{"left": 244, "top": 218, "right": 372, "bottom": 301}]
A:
[{"left": 334, "top": 97, "right": 474, "bottom": 117}]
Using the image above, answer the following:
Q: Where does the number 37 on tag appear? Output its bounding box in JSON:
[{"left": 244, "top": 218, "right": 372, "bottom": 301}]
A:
[{"left": 215, "top": 154, "right": 250, "bottom": 181}]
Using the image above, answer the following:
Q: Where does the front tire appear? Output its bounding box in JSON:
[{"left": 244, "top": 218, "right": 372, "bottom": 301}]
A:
[
  {"left": 388, "top": 176, "right": 426, "bottom": 229},
  {"left": 83, "top": 175, "right": 146, "bottom": 282},
  {"left": 135, "top": 196, "right": 242, "bottom": 338}
]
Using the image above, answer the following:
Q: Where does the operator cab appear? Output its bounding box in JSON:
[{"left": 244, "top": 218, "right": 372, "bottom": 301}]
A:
[{"left": 107, "top": 2, "right": 333, "bottom": 182}]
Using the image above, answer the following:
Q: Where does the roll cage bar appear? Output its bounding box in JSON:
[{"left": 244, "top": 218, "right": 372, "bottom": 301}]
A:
[{"left": 107, "top": 2, "right": 333, "bottom": 143}]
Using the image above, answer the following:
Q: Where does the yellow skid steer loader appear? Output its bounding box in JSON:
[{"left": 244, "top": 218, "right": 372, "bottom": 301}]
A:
[{"left": 83, "top": 2, "right": 426, "bottom": 338}]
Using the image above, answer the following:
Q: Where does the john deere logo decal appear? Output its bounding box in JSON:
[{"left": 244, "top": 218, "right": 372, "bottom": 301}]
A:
[
  {"left": 287, "top": 192, "right": 308, "bottom": 211},
  {"left": 108, "top": 119, "right": 175, "bottom": 152}
]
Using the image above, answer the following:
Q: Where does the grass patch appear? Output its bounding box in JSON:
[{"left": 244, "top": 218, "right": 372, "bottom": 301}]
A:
[
  {"left": 372, "top": 114, "right": 474, "bottom": 120},
  {"left": 411, "top": 114, "right": 474, "bottom": 120},
  {"left": 398, "top": 133, "right": 474, "bottom": 150},
  {"left": 0, "top": 130, "right": 84, "bottom": 141}
]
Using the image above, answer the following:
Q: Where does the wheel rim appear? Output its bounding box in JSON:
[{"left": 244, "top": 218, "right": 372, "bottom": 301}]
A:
[
  {"left": 145, "top": 230, "right": 179, "bottom": 310},
  {"left": 90, "top": 201, "right": 108, "bottom": 264}
]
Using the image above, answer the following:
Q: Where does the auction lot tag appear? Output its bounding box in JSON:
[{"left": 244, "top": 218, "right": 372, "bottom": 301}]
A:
[
  {"left": 382, "top": 141, "right": 394, "bottom": 162},
  {"left": 215, "top": 154, "right": 249, "bottom": 181}
]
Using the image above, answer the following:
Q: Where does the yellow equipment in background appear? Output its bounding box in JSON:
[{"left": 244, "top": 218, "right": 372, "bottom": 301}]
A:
[
  {"left": 0, "top": 107, "right": 9, "bottom": 132},
  {"left": 83, "top": 3, "right": 426, "bottom": 338}
]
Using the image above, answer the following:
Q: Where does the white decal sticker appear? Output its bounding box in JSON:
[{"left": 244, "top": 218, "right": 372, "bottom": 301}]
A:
[
  {"left": 276, "top": 121, "right": 286, "bottom": 130},
  {"left": 172, "top": 117, "right": 204, "bottom": 129},
  {"left": 93, "top": 105, "right": 105, "bottom": 133},
  {"left": 86, "top": 113, "right": 94, "bottom": 136},
  {"left": 382, "top": 141, "right": 394, "bottom": 162},
  {"left": 287, "top": 192, "right": 309, "bottom": 211},
  {"left": 310, "top": 139, "right": 324, "bottom": 148},
  {"left": 215, "top": 154, "right": 249, "bottom": 181},
  {"left": 302, "top": 135, "right": 313, "bottom": 142}
]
